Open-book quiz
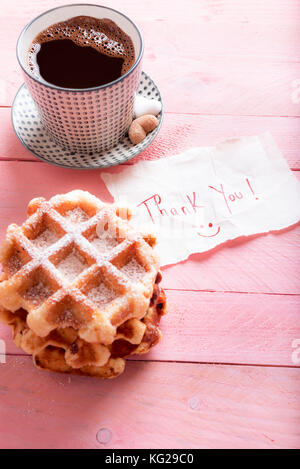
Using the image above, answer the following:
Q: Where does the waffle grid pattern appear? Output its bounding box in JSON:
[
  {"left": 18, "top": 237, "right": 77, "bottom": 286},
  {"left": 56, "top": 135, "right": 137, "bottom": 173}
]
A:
[
  {"left": 0, "top": 284, "right": 166, "bottom": 378},
  {"left": 0, "top": 191, "right": 165, "bottom": 377}
]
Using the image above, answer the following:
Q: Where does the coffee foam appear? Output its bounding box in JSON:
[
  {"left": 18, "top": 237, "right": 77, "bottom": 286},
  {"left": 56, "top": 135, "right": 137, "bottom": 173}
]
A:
[{"left": 28, "top": 16, "right": 135, "bottom": 79}]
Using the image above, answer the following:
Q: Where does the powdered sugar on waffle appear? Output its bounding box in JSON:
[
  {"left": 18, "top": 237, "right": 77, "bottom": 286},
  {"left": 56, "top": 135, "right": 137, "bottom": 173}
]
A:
[
  {"left": 6, "top": 254, "right": 23, "bottom": 275},
  {"left": 87, "top": 283, "right": 117, "bottom": 308},
  {"left": 92, "top": 236, "right": 119, "bottom": 252},
  {"left": 24, "top": 282, "right": 52, "bottom": 306},
  {"left": 57, "top": 250, "right": 88, "bottom": 281},
  {"left": 57, "top": 309, "right": 81, "bottom": 326},
  {"left": 121, "top": 259, "right": 146, "bottom": 282},
  {"left": 31, "top": 229, "right": 59, "bottom": 250},
  {"left": 0, "top": 191, "right": 160, "bottom": 347},
  {"left": 64, "top": 208, "right": 90, "bottom": 224}
]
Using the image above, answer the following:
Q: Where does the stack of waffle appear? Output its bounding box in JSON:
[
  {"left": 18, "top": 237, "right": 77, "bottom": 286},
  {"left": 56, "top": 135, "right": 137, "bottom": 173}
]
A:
[{"left": 0, "top": 191, "right": 167, "bottom": 378}]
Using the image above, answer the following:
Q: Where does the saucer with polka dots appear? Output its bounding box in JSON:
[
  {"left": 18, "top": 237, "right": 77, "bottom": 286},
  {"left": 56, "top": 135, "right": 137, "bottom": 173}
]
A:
[{"left": 11, "top": 71, "right": 163, "bottom": 169}]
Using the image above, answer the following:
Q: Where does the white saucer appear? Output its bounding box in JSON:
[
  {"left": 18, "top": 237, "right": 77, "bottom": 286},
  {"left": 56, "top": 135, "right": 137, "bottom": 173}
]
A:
[{"left": 11, "top": 71, "right": 163, "bottom": 169}]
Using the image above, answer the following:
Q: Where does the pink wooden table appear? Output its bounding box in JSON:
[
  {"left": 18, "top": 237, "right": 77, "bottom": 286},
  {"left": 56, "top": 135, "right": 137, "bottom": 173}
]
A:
[{"left": 0, "top": 0, "right": 300, "bottom": 449}]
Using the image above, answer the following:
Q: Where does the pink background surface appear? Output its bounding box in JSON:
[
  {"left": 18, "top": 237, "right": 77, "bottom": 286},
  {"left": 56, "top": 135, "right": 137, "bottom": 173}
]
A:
[{"left": 0, "top": 0, "right": 299, "bottom": 449}]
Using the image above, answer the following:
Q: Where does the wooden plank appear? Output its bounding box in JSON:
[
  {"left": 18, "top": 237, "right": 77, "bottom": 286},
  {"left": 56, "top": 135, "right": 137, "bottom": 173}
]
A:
[
  {"left": 151, "top": 59, "right": 300, "bottom": 117},
  {"left": 2, "top": 0, "right": 300, "bottom": 26},
  {"left": 1, "top": 290, "right": 299, "bottom": 367},
  {"left": 0, "top": 357, "right": 299, "bottom": 448},
  {"left": 162, "top": 224, "right": 300, "bottom": 294},
  {"left": 2, "top": 108, "right": 300, "bottom": 169},
  {"left": 3, "top": 0, "right": 300, "bottom": 63},
  {"left": 1, "top": 0, "right": 299, "bottom": 451},
  {"left": 3, "top": 50, "right": 300, "bottom": 117},
  {"left": 1, "top": 1, "right": 300, "bottom": 115},
  {"left": 0, "top": 161, "right": 299, "bottom": 295}
]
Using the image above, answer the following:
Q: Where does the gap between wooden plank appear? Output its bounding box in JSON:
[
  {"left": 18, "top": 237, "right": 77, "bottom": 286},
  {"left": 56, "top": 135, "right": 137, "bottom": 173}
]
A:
[
  {"left": 164, "top": 288, "right": 300, "bottom": 296},
  {"left": 2, "top": 104, "right": 300, "bottom": 118},
  {"left": 2, "top": 289, "right": 298, "bottom": 366},
  {"left": 1, "top": 108, "right": 300, "bottom": 168},
  {"left": 0, "top": 159, "right": 300, "bottom": 171},
  {"left": 1, "top": 353, "right": 299, "bottom": 370}
]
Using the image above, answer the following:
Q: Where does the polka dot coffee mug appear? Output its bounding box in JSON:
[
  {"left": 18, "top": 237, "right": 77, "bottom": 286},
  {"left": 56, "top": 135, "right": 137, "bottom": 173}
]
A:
[{"left": 16, "top": 4, "right": 144, "bottom": 154}]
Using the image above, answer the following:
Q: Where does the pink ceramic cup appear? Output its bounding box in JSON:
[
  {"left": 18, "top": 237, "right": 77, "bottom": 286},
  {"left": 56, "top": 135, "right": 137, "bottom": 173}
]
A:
[{"left": 16, "top": 4, "right": 144, "bottom": 154}]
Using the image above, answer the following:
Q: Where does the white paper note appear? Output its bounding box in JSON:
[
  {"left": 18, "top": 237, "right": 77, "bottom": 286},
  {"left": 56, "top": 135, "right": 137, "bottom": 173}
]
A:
[{"left": 102, "top": 134, "right": 300, "bottom": 266}]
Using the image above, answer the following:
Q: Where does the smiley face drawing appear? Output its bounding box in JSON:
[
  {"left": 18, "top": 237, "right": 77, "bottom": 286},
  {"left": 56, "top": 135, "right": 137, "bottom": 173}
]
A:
[{"left": 197, "top": 222, "right": 221, "bottom": 238}]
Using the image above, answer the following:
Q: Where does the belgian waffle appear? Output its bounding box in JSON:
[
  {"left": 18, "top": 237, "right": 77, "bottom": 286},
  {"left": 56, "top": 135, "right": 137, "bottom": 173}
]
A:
[
  {"left": 0, "top": 191, "right": 167, "bottom": 378},
  {"left": 0, "top": 287, "right": 167, "bottom": 378}
]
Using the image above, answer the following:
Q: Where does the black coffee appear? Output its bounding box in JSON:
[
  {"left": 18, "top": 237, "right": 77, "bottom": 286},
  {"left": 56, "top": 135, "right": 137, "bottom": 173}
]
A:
[{"left": 28, "top": 16, "right": 135, "bottom": 89}]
